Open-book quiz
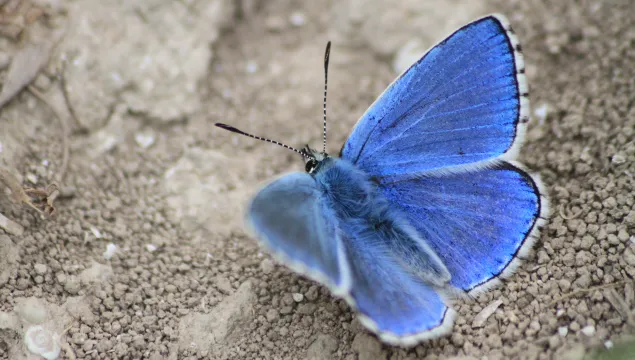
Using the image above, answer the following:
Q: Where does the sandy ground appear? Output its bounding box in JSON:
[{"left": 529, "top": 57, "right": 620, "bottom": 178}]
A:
[{"left": 0, "top": 0, "right": 634, "bottom": 359}]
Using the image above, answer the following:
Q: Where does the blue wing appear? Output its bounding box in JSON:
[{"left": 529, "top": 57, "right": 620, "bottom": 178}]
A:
[
  {"left": 379, "top": 162, "right": 547, "bottom": 294},
  {"left": 247, "top": 172, "right": 351, "bottom": 294},
  {"left": 340, "top": 222, "right": 456, "bottom": 345},
  {"left": 341, "top": 15, "right": 528, "bottom": 177}
]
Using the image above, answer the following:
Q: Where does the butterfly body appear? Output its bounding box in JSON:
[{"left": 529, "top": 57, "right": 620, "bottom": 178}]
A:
[
  {"left": 222, "top": 14, "right": 549, "bottom": 346},
  {"left": 310, "top": 155, "right": 451, "bottom": 286}
]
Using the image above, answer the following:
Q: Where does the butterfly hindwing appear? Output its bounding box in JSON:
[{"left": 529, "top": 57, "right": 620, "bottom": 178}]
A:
[
  {"left": 341, "top": 14, "right": 527, "bottom": 177},
  {"left": 378, "top": 162, "right": 547, "bottom": 294},
  {"left": 247, "top": 172, "right": 351, "bottom": 294},
  {"left": 338, "top": 218, "right": 456, "bottom": 345}
]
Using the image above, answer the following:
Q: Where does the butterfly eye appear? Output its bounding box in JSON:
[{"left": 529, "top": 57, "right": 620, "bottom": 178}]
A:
[{"left": 305, "top": 159, "right": 318, "bottom": 173}]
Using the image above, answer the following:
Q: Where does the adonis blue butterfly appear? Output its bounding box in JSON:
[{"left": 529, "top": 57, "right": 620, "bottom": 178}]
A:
[{"left": 217, "top": 14, "right": 549, "bottom": 346}]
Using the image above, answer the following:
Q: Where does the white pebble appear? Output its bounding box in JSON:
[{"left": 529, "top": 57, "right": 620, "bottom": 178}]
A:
[
  {"left": 26, "top": 173, "right": 38, "bottom": 184},
  {"left": 90, "top": 227, "right": 102, "bottom": 239},
  {"left": 135, "top": 132, "right": 156, "bottom": 149},
  {"left": 289, "top": 11, "right": 306, "bottom": 26},
  {"left": 556, "top": 309, "right": 565, "bottom": 317},
  {"left": 103, "top": 243, "right": 118, "bottom": 260},
  {"left": 24, "top": 326, "right": 60, "bottom": 360},
  {"left": 558, "top": 326, "right": 568, "bottom": 337},
  {"left": 581, "top": 325, "right": 595, "bottom": 336},
  {"left": 292, "top": 293, "right": 304, "bottom": 302},
  {"left": 145, "top": 244, "right": 157, "bottom": 252},
  {"left": 605, "top": 340, "right": 614, "bottom": 349},
  {"left": 246, "top": 61, "right": 258, "bottom": 74},
  {"left": 533, "top": 103, "right": 549, "bottom": 122},
  {"left": 612, "top": 153, "right": 626, "bottom": 164}
]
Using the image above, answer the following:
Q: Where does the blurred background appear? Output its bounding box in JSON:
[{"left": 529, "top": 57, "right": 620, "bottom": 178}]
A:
[{"left": 0, "top": 0, "right": 634, "bottom": 359}]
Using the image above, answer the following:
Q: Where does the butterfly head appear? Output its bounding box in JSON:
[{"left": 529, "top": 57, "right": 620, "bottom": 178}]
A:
[{"left": 302, "top": 146, "right": 328, "bottom": 174}]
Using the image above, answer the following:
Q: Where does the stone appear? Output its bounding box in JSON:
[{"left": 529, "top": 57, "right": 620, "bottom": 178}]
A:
[{"left": 306, "top": 333, "right": 338, "bottom": 360}]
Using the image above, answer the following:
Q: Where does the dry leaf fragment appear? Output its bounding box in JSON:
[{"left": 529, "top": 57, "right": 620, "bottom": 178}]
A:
[
  {"left": 23, "top": 182, "right": 59, "bottom": 216},
  {"left": 472, "top": 299, "right": 503, "bottom": 328},
  {"left": 1, "top": 166, "right": 58, "bottom": 216}
]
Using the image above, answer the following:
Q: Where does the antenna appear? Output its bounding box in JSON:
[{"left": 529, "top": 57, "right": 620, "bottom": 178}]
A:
[
  {"left": 215, "top": 123, "right": 309, "bottom": 159},
  {"left": 322, "top": 41, "right": 331, "bottom": 154}
]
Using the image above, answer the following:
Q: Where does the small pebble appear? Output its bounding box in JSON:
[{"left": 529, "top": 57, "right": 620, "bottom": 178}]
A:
[
  {"left": 26, "top": 173, "right": 38, "bottom": 184},
  {"left": 135, "top": 131, "right": 155, "bottom": 149},
  {"left": 261, "top": 259, "right": 274, "bottom": 274},
  {"left": 34, "top": 263, "right": 47, "bottom": 275},
  {"left": 581, "top": 325, "right": 595, "bottom": 336},
  {"left": 103, "top": 243, "right": 118, "bottom": 260},
  {"left": 558, "top": 327, "right": 568, "bottom": 337},
  {"left": 289, "top": 11, "right": 306, "bottom": 27},
  {"left": 292, "top": 293, "right": 303, "bottom": 302},
  {"left": 246, "top": 61, "right": 258, "bottom": 74},
  {"left": 91, "top": 227, "right": 102, "bottom": 239}
]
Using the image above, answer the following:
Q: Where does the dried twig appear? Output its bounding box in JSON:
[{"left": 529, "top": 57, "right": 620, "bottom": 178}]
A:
[
  {"left": 58, "top": 58, "right": 83, "bottom": 130},
  {"left": 604, "top": 288, "right": 635, "bottom": 327},
  {"left": 559, "top": 203, "right": 583, "bottom": 220},
  {"left": 548, "top": 281, "right": 628, "bottom": 308}
]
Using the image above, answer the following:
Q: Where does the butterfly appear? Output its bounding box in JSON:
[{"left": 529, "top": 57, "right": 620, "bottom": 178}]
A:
[{"left": 216, "top": 14, "right": 548, "bottom": 346}]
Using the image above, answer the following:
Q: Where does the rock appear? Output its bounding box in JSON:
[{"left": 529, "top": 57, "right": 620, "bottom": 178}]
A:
[
  {"left": 351, "top": 333, "right": 385, "bottom": 360},
  {"left": 15, "top": 297, "right": 48, "bottom": 325},
  {"left": 0, "top": 311, "right": 20, "bottom": 330},
  {"left": 214, "top": 276, "right": 233, "bottom": 294},
  {"left": 60, "top": 0, "right": 236, "bottom": 128},
  {"left": 63, "top": 275, "right": 82, "bottom": 295},
  {"left": 260, "top": 259, "right": 274, "bottom": 274},
  {"left": 265, "top": 308, "right": 279, "bottom": 322},
  {"left": 34, "top": 263, "right": 48, "bottom": 275},
  {"left": 306, "top": 333, "right": 338, "bottom": 360},
  {"left": 178, "top": 281, "right": 256, "bottom": 352}
]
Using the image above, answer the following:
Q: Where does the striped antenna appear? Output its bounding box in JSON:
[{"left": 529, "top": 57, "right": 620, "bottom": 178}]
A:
[
  {"left": 322, "top": 41, "right": 331, "bottom": 154},
  {"left": 215, "top": 123, "right": 309, "bottom": 159}
]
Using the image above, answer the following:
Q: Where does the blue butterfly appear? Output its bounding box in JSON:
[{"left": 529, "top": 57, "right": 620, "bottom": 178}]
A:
[{"left": 217, "top": 14, "right": 548, "bottom": 346}]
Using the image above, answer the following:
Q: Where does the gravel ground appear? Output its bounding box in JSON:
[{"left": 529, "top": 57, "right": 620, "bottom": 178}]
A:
[{"left": 1, "top": 0, "right": 634, "bottom": 359}]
